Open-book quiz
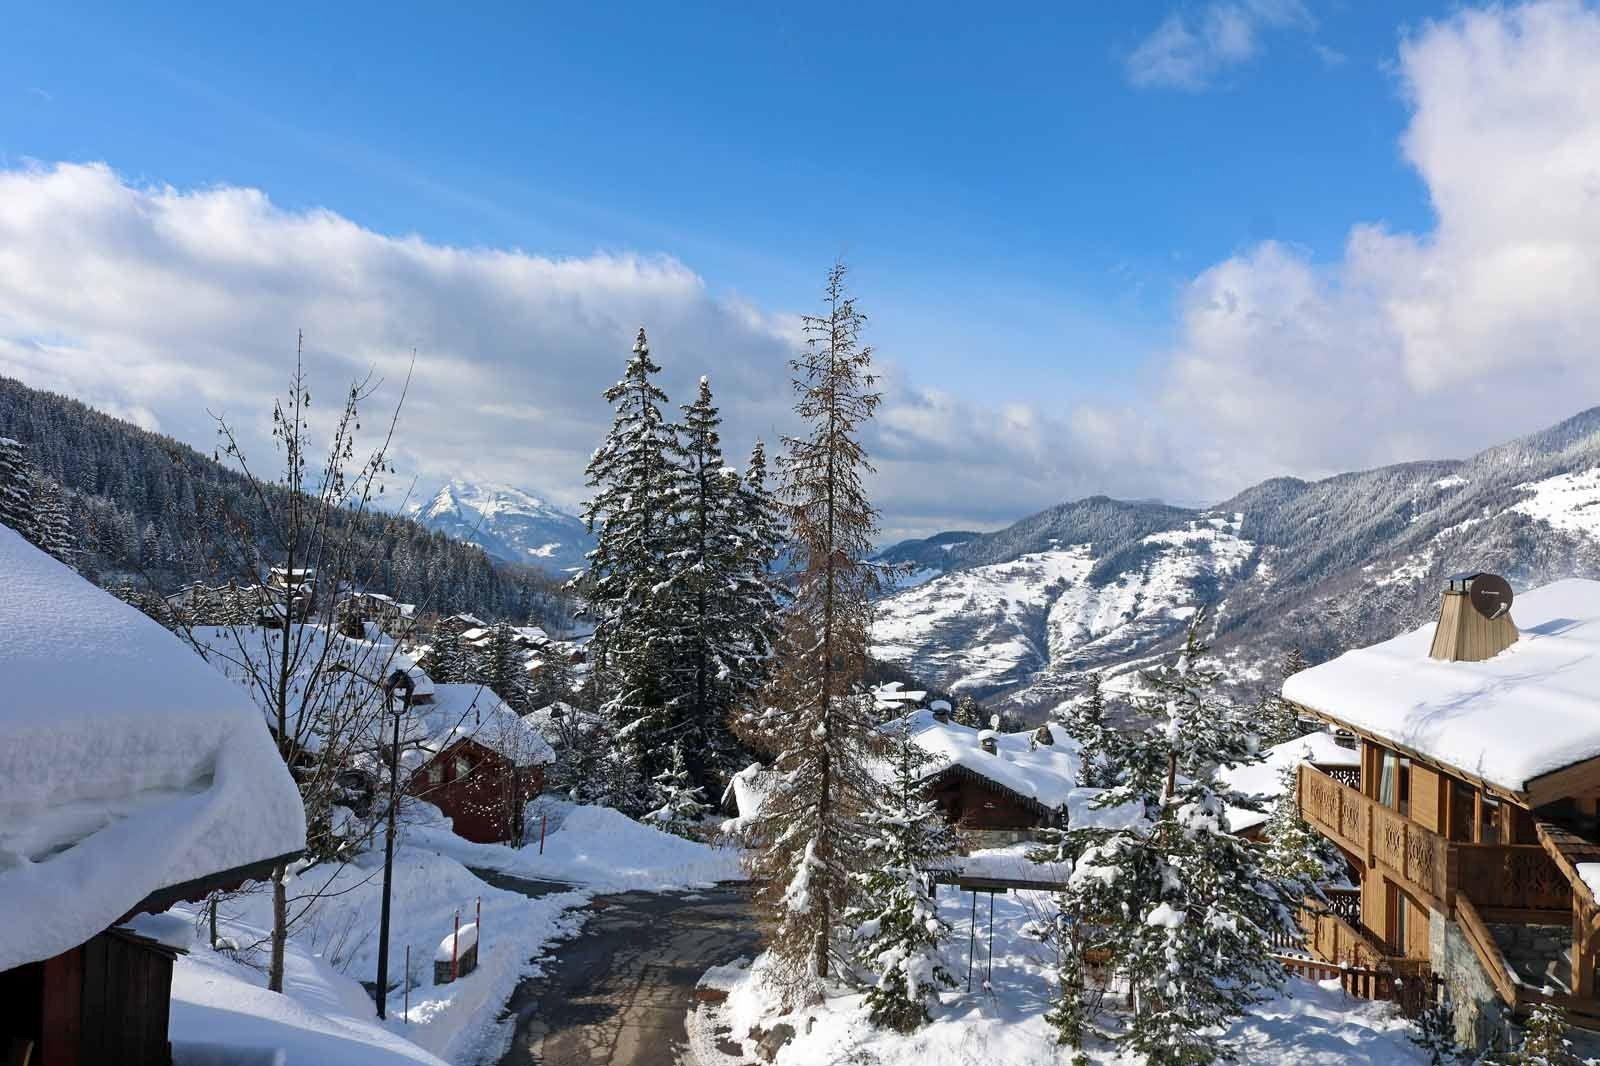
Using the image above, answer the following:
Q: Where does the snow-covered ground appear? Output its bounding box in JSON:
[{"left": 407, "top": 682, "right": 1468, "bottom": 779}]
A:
[
  {"left": 1513, "top": 465, "right": 1600, "bottom": 541},
  {"left": 695, "top": 887, "right": 1429, "bottom": 1066},
  {"left": 419, "top": 799, "right": 746, "bottom": 892},
  {"left": 160, "top": 798, "right": 741, "bottom": 1064}
]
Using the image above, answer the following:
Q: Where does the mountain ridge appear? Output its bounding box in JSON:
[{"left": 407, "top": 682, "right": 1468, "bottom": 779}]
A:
[{"left": 409, "top": 478, "right": 594, "bottom": 575}]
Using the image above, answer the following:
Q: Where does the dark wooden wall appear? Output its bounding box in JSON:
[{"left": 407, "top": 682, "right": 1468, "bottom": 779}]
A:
[{"left": 411, "top": 739, "right": 544, "bottom": 843}]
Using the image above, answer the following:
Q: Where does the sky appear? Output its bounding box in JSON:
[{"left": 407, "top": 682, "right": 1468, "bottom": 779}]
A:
[{"left": 2, "top": 1, "right": 1600, "bottom": 541}]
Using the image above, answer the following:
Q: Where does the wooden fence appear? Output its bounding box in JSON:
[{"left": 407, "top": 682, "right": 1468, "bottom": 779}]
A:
[{"left": 1274, "top": 954, "right": 1442, "bottom": 1018}]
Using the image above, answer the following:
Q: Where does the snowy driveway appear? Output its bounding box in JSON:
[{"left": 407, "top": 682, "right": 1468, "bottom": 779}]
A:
[{"left": 484, "top": 873, "right": 759, "bottom": 1066}]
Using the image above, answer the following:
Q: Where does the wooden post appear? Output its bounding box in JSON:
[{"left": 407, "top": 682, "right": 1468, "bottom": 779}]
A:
[
  {"left": 476, "top": 896, "right": 481, "bottom": 948},
  {"left": 540, "top": 813, "right": 548, "bottom": 855},
  {"left": 966, "top": 891, "right": 977, "bottom": 992},
  {"left": 404, "top": 945, "right": 410, "bottom": 1022},
  {"left": 1574, "top": 900, "right": 1593, "bottom": 999},
  {"left": 452, "top": 910, "right": 460, "bottom": 983}
]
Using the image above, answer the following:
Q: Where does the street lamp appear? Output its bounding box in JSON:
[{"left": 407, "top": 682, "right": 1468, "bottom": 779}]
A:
[{"left": 375, "top": 667, "right": 415, "bottom": 1020}]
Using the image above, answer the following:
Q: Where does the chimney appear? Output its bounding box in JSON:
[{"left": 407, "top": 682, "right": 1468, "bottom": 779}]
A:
[
  {"left": 978, "top": 730, "right": 998, "bottom": 755},
  {"left": 1429, "top": 572, "right": 1519, "bottom": 663},
  {"left": 930, "top": 698, "right": 951, "bottom": 724}
]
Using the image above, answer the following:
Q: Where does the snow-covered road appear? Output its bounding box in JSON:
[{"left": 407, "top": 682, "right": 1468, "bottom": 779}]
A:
[{"left": 487, "top": 875, "right": 759, "bottom": 1066}]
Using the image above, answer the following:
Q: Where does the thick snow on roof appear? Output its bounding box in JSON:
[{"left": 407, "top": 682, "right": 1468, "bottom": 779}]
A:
[
  {"left": 890, "top": 709, "right": 1082, "bottom": 811},
  {"left": 1221, "top": 731, "right": 1360, "bottom": 834},
  {"left": 0, "top": 527, "right": 305, "bottom": 970},
  {"left": 410, "top": 684, "right": 554, "bottom": 768},
  {"left": 1282, "top": 579, "right": 1600, "bottom": 794}
]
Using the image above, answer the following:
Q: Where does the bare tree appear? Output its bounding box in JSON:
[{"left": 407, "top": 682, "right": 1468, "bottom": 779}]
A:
[
  {"left": 735, "top": 262, "right": 886, "bottom": 1005},
  {"left": 183, "top": 334, "right": 413, "bottom": 992}
]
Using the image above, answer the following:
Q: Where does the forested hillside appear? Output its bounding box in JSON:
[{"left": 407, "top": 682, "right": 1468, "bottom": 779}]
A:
[{"left": 0, "top": 375, "right": 572, "bottom": 627}]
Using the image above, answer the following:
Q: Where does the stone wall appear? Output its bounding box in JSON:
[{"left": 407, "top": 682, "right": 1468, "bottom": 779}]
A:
[{"left": 1428, "top": 910, "right": 1512, "bottom": 1053}]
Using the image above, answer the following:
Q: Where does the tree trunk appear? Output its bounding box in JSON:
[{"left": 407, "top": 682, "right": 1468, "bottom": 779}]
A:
[{"left": 269, "top": 864, "right": 288, "bottom": 992}]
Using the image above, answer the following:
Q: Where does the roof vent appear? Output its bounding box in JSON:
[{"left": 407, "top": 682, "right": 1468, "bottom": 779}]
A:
[{"left": 1429, "top": 572, "right": 1518, "bottom": 662}]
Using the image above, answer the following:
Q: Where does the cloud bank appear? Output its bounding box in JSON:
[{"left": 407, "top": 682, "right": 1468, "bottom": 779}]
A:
[{"left": 2, "top": 2, "right": 1600, "bottom": 542}]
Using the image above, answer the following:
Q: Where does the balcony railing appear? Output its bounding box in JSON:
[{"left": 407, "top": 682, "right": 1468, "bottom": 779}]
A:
[
  {"left": 1297, "top": 764, "right": 1451, "bottom": 909},
  {"left": 1298, "top": 765, "right": 1575, "bottom": 918}
]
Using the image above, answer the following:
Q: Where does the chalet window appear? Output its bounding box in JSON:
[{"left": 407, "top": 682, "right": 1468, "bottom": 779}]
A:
[
  {"left": 1397, "top": 758, "right": 1411, "bottom": 818},
  {"left": 1378, "top": 751, "right": 1400, "bottom": 809},
  {"left": 453, "top": 754, "right": 473, "bottom": 781},
  {"left": 1391, "top": 885, "right": 1408, "bottom": 953},
  {"left": 426, "top": 764, "right": 443, "bottom": 787},
  {"left": 1450, "top": 780, "right": 1476, "bottom": 841},
  {"left": 1481, "top": 794, "right": 1502, "bottom": 845}
]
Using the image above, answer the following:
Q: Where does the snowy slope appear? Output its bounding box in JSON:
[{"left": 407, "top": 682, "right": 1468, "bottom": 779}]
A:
[
  {"left": 409, "top": 479, "right": 594, "bottom": 575},
  {"left": 872, "top": 407, "right": 1600, "bottom": 713}
]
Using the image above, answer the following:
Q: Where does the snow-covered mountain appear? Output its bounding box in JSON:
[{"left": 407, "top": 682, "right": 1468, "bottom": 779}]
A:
[
  {"left": 873, "top": 407, "right": 1600, "bottom": 716},
  {"left": 409, "top": 480, "right": 594, "bottom": 575}
]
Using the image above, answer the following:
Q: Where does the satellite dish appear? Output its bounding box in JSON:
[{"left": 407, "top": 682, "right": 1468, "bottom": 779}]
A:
[{"left": 1469, "top": 573, "right": 1514, "bottom": 620}]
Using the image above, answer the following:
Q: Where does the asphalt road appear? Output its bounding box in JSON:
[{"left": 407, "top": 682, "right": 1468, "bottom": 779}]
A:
[{"left": 483, "top": 872, "right": 759, "bottom": 1066}]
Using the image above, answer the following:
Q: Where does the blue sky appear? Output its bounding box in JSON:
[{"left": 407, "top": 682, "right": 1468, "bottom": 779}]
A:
[
  {"left": 1, "top": 2, "right": 1433, "bottom": 399},
  {"left": 3, "top": 2, "right": 1599, "bottom": 537}
]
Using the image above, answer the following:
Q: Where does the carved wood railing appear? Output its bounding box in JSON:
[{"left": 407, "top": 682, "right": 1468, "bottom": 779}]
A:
[
  {"left": 1324, "top": 886, "right": 1361, "bottom": 926},
  {"left": 1455, "top": 845, "right": 1572, "bottom": 916},
  {"left": 1318, "top": 765, "right": 1361, "bottom": 789},
  {"left": 1299, "top": 905, "right": 1390, "bottom": 969},
  {"left": 1298, "top": 765, "right": 1451, "bottom": 909}
]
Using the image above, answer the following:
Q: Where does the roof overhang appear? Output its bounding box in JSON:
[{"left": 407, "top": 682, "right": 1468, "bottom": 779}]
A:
[{"left": 116, "top": 849, "right": 305, "bottom": 924}]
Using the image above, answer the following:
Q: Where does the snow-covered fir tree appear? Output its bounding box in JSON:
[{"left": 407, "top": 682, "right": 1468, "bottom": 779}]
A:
[
  {"left": 1066, "top": 612, "right": 1304, "bottom": 1066},
  {"left": 735, "top": 262, "right": 884, "bottom": 1004},
  {"left": 1257, "top": 647, "right": 1311, "bottom": 746},
  {"left": 662, "top": 376, "right": 761, "bottom": 787},
  {"left": 845, "top": 714, "right": 960, "bottom": 1031},
  {"left": 421, "top": 629, "right": 467, "bottom": 685},
  {"left": 27, "top": 477, "right": 76, "bottom": 566},
  {"left": 1486, "top": 1002, "right": 1579, "bottom": 1066},
  {"left": 478, "top": 622, "right": 528, "bottom": 713},
  {"left": 1059, "top": 671, "right": 1112, "bottom": 788},
  {"left": 645, "top": 745, "right": 711, "bottom": 838},
  {"left": 734, "top": 437, "right": 784, "bottom": 699},
  {"left": 577, "top": 326, "right": 681, "bottom": 799},
  {"left": 0, "top": 436, "right": 31, "bottom": 536},
  {"left": 952, "top": 694, "right": 983, "bottom": 729},
  {"left": 1261, "top": 759, "right": 1346, "bottom": 888}
]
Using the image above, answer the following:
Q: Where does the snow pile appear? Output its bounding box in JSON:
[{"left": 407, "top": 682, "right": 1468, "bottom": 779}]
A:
[
  {"left": 218, "top": 815, "right": 590, "bottom": 1063},
  {"left": 1283, "top": 578, "right": 1600, "bottom": 793},
  {"left": 426, "top": 800, "right": 745, "bottom": 891},
  {"left": 168, "top": 904, "right": 448, "bottom": 1066},
  {"left": 704, "top": 888, "right": 1431, "bottom": 1066},
  {"left": 435, "top": 922, "right": 479, "bottom": 963},
  {"left": 1220, "top": 731, "right": 1360, "bottom": 834},
  {"left": 0, "top": 526, "right": 305, "bottom": 971}
]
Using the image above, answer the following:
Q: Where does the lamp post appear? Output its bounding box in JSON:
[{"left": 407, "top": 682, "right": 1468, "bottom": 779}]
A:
[{"left": 375, "top": 667, "right": 415, "bottom": 1020}]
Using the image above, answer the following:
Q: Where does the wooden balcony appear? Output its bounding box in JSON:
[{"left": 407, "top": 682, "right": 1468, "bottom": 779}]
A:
[
  {"left": 1297, "top": 765, "right": 1573, "bottom": 919},
  {"left": 1297, "top": 764, "right": 1451, "bottom": 910}
]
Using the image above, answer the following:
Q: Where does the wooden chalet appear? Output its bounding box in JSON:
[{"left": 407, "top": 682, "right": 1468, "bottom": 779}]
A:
[
  {"left": 0, "top": 527, "right": 307, "bottom": 1066},
  {"left": 402, "top": 684, "right": 555, "bottom": 844},
  {"left": 1285, "top": 573, "right": 1600, "bottom": 1050}
]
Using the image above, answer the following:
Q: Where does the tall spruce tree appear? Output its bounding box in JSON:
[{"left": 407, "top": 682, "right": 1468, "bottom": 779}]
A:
[
  {"left": 1060, "top": 671, "right": 1112, "bottom": 788},
  {"left": 845, "top": 714, "right": 960, "bottom": 1031},
  {"left": 479, "top": 622, "right": 528, "bottom": 712},
  {"left": 29, "top": 477, "right": 76, "bottom": 566},
  {"left": 578, "top": 327, "right": 680, "bottom": 799},
  {"left": 664, "top": 377, "right": 757, "bottom": 787},
  {"left": 735, "top": 438, "right": 784, "bottom": 699},
  {"left": 736, "top": 262, "right": 884, "bottom": 1004},
  {"left": 1066, "top": 613, "right": 1304, "bottom": 1066},
  {"left": 0, "top": 436, "right": 34, "bottom": 537}
]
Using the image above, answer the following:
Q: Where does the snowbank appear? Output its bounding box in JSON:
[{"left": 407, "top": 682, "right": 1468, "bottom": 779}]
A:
[
  {"left": 1282, "top": 578, "right": 1600, "bottom": 793},
  {"left": 705, "top": 888, "right": 1431, "bottom": 1066},
  {"left": 424, "top": 800, "right": 746, "bottom": 891},
  {"left": 0, "top": 527, "right": 305, "bottom": 971}
]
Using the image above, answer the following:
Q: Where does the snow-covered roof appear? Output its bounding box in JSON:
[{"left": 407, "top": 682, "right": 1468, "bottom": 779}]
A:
[
  {"left": 886, "top": 709, "right": 1082, "bottom": 812},
  {"left": 522, "top": 701, "right": 599, "bottom": 741},
  {"left": 1220, "top": 731, "right": 1361, "bottom": 834},
  {"left": 407, "top": 684, "right": 554, "bottom": 770},
  {"left": 0, "top": 527, "right": 306, "bottom": 971},
  {"left": 190, "top": 624, "right": 435, "bottom": 751},
  {"left": 1282, "top": 578, "right": 1600, "bottom": 796}
]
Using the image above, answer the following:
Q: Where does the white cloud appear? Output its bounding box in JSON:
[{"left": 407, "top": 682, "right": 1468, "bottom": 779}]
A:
[
  {"left": 1126, "top": 0, "right": 1314, "bottom": 90},
  {"left": 3, "top": 3, "right": 1600, "bottom": 543}
]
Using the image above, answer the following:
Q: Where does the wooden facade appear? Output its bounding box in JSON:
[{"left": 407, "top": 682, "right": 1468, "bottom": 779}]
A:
[
  {"left": 410, "top": 737, "right": 545, "bottom": 844},
  {"left": 2, "top": 929, "right": 179, "bottom": 1066},
  {"left": 1294, "top": 702, "right": 1600, "bottom": 1027},
  {"left": 923, "top": 763, "right": 1055, "bottom": 831}
]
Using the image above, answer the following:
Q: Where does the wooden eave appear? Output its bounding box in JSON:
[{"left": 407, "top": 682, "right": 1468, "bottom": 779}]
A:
[
  {"left": 1536, "top": 821, "right": 1600, "bottom": 921},
  {"left": 1283, "top": 698, "right": 1534, "bottom": 808},
  {"left": 115, "top": 849, "right": 305, "bottom": 924}
]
